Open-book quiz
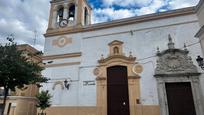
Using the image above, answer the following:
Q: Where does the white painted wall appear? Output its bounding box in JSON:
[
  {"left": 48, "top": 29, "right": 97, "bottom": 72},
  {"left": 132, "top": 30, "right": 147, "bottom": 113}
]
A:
[
  {"left": 42, "top": 13, "right": 204, "bottom": 106},
  {"left": 44, "top": 34, "right": 82, "bottom": 56}
]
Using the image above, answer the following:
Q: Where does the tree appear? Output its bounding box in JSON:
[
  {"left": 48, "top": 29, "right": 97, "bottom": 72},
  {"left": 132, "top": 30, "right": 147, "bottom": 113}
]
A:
[
  {"left": 0, "top": 40, "right": 48, "bottom": 115},
  {"left": 36, "top": 90, "right": 52, "bottom": 115}
]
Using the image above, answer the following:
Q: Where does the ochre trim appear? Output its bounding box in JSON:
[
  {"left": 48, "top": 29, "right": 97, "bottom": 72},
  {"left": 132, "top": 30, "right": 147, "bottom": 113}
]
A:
[
  {"left": 45, "top": 7, "right": 195, "bottom": 37},
  {"left": 98, "top": 55, "right": 136, "bottom": 64},
  {"left": 52, "top": 81, "right": 64, "bottom": 90},
  {"left": 128, "top": 76, "right": 141, "bottom": 79},
  {"left": 52, "top": 36, "right": 73, "bottom": 48},
  {"left": 39, "top": 105, "right": 160, "bottom": 115},
  {"left": 43, "top": 62, "right": 80, "bottom": 68},
  {"left": 108, "top": 40, "right": 123, "bottom": 46},
  {"left": 18, "top": 44, "right": 39, "bottom": 54},
  {"left": 17, "top": 44, "right": 42, "bottom": 62},
  {"left": 108, "top": 40, "right": 124, "bottom": 56},
  {"left": 42, "top": 52, "right": 81, "bottom": 60},
  {"left": 2, "top": 98, "right": 38, "bottom": 115},
  {"left": 95, "top": 41, "right": 142, "bottom": 115},
  {"left": 42, "top": 106, "right": 97, "bottom": 115}
]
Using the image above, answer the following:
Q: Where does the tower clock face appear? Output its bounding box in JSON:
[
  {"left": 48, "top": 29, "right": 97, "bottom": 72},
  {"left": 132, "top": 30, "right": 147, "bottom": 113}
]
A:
[{"left": 59, "top": 19, "right": 68, "bottom": 28}]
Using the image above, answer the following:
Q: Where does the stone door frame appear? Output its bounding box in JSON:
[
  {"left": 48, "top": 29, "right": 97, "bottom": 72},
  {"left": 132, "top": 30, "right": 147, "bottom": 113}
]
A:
[
  {"left": 155, "top": 74, "right": 203, "bottom": 115},
  {"left": 154, "top": 36, "right": 204, "bottom": 115}
]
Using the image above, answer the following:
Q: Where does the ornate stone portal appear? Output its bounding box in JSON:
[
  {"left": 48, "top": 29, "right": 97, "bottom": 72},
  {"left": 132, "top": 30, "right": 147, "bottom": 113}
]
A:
[
  {"left": 154, "top": 35, "right": 204, "bottom": 115},
  {"left": 94, "top": 40, "right": 142, "bottom": 115}
]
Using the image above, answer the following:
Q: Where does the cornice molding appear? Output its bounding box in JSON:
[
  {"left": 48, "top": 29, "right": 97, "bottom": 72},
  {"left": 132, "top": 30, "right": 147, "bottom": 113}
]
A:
[
  {"left": 42, "top": 52, "right": 81, "bottom": 60},
  {"left": 17, "top": 44, "right": 39, "bottom": 54},
  {"left": 154, "top": 73, "right": 201, "bottom": 77},
  {"left": 43, "top": 62, "right": 81, "bottom": 68},
  {"left": 44, "top": 7, "right": 196, "bottom": 37},
  {"left": 108, "top": 40, "right": 123, "bottom": 46},
  {"left": 17, "top": 44, "right": 42, "bottom": 61},
  {"left": 195, "top": 0, "right": 204, "bottom": 12},
  {"left": 0, "top": 96, "right": 37, "bottom": 101},
  {"left": 82, "top": 0, "right": 92, "bottom": 10},
  {"left": 195, "top": 25, "right": 204, "bottom": 38},
  {"left": 98, "top": 55, "right": 136, "bottom": 64}
]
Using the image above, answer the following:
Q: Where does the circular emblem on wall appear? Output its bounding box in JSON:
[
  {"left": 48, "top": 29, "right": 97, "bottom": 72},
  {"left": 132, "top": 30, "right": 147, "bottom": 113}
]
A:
[
  {"left": 52, "top": 36, "right": 72, "bottom": 48},
  {"left": 58, "top": 37, "right": 67, "bottom": 47},
  {"left": 133, "top": 64, "right": 143, "bottom": 74},
  {"left": 93, "top": 68, "right": 101, "bottom": 76}
]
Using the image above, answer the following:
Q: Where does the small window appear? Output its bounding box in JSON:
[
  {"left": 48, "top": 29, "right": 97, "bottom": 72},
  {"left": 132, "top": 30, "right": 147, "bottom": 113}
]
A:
[
  {"left": 113, "top": 47, "right": 119, "bottom": 54},
  {"left": 68, "top": 4, "right": 75, "bottom": 21},
  {"left": 84, "top": 7, "right": 88, "bottom": 25},
  {"left": 57, "top": 7, "right": 64, "bottom": 22}
]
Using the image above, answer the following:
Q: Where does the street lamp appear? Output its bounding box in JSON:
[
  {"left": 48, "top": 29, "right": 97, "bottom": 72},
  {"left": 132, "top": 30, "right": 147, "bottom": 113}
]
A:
[{"left": 196, "top": 56, "right": 204, "bottom": 70}]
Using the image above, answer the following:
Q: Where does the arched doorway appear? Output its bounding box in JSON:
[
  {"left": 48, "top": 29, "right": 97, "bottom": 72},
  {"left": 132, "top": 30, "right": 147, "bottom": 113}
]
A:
[
  {"left": 94, "top": 40, "right": 142, "bottom": 115},
  {"left": 107, "top": 66, "right": 130, "bottom": 115}
]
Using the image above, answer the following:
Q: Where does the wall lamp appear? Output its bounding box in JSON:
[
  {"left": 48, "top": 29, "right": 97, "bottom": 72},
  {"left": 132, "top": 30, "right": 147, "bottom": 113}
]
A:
[
  {"left": 196, "top": 56, "right": 204, "bottom": 70},
  {"left": 64, "top": 78, "right": 71, "bottom": 90},
  {"left": 43, "top": 61, "right": 54, "bottom": 65}
]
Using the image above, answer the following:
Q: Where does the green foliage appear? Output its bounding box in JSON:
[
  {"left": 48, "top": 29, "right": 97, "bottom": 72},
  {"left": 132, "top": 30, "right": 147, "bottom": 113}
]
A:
[
  {"left": 0, "top": 39, "right": 49, "bottom": 115},
  {"left": 0, "top": 41, "right": 48, "bottom": 91},
  {"left": 36, "top": 90, "right": 52, "bottom": 112}
]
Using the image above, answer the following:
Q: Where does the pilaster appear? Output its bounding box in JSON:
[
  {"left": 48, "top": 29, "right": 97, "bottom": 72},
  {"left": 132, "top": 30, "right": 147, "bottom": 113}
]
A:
[
  {"left": 52, "top": 8, "right": 58, "bottom": 28},
  {"left": 48, "top": 3, "right": 55, "bottom": 29},
  {"left": 76, "top": 0, "right": 83, "bottom": 27},
  {"left": 63, "top": 4, "right": 68, "bottom": 19}
]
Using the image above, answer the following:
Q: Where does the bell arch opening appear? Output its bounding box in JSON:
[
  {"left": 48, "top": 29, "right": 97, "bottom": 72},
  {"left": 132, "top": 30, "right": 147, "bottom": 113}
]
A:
[
  {"left": 57, "top": 6, "right": 64, "bottom": 22},
  {"left": 68, "top": 4, "right": 75, "bottom": 21}
]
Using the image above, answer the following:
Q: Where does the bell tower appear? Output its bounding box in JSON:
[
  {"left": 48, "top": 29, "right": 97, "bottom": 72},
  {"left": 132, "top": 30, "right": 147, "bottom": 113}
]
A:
[{"left": 47, "top": 0, "right": 92, "bottom": 30}]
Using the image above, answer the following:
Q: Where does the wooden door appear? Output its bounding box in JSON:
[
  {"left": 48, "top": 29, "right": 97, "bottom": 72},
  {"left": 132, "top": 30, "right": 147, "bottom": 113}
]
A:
[
  {"left": 166, "top": 82, "right": 196, "bottom": 115},
  {"left": 107, "top": 66, "right": 130, "bottom": 115}
]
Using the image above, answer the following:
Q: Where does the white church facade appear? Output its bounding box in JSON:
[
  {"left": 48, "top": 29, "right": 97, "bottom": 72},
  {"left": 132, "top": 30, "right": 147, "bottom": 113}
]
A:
[{"left": 42, "top": 0, "right": 204, "bottom": 115}]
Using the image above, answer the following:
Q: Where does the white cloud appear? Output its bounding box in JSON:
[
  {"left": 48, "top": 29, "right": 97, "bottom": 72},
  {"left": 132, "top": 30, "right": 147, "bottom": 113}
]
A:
[
  {"left": 92, "top": 0, "right": 166, "bottom": 23},
  {"left": 102, "top": 0, "right": 152, "bottom": 7},
  {"left": 92, "top": 8, "right": 136, "bottom": 23},
  {"left": 168, "top": 0, "right": 199, "bottom": 9},
  {"left": 101, "top": 0, "right": 199, "bottom": 8},
  {"left": 0, "top": 0, "right": 50, "bottom": 51},
  {"left": 92, "top": 0, "right": 200, "bottom": 23},
  {"left": 134, "top": 0, "right": 166, "bottom": 15}
]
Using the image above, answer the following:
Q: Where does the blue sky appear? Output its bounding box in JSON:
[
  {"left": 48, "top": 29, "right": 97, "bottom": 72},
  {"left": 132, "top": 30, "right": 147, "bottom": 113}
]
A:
[
  {"left": 0, "top": 0, "right": 200, "bottom": 51},
  {"left": 89, "top": 0, "right": 199, "bottom": 23}
]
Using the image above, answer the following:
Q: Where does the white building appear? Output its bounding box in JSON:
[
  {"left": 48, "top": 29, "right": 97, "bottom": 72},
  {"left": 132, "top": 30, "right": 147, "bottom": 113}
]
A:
[{"left": 42, "top": 0, "right": 204, "bottom": 115}]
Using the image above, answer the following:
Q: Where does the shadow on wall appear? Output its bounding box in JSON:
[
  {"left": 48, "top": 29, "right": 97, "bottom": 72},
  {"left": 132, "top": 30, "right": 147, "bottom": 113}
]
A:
[{"left": 0, "top": 104, "right": 3, "bottom": 114}]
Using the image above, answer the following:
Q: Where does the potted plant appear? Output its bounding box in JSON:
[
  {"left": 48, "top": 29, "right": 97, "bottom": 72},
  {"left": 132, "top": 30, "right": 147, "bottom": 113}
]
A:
[{"left": 36, "top": 90, "right": 52, "bottom": 115}]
